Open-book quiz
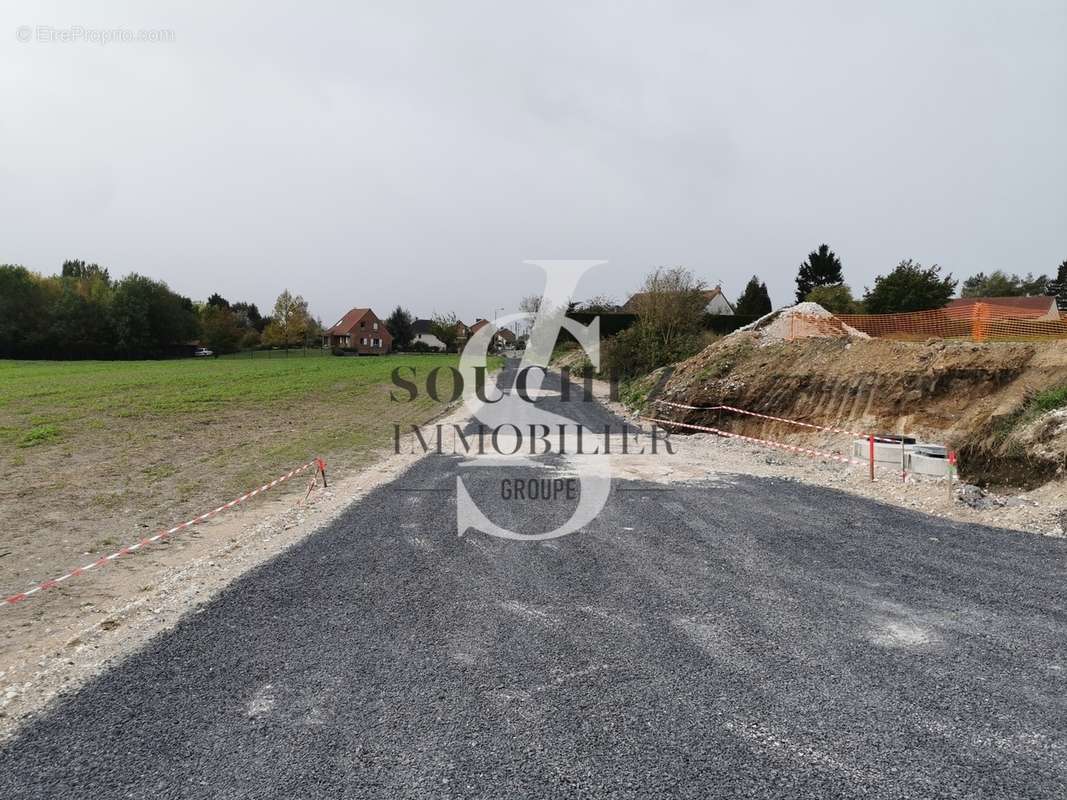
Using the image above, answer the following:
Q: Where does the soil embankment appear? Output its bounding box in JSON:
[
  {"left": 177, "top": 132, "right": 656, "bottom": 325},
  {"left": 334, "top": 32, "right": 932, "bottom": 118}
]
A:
[{"left": 648, "top": 331, "right": 1067, "bottom": 488}]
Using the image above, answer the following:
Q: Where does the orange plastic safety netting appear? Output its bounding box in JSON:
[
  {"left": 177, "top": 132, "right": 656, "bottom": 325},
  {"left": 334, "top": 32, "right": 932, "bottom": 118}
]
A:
[{"left": 831, "top": 301, "right": 1067, "bottom": 343}]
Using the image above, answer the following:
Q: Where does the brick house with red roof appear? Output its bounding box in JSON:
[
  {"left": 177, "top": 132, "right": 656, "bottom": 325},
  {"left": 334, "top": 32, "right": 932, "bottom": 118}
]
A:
[{"left": 325, "top": 308, "right": 393, "bottom": 354}]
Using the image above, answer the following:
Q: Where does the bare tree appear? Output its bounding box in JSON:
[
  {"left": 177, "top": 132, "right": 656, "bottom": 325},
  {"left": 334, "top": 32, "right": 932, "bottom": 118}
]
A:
[
  {"left": 518, "top": 294, "right": 543, "bottom": 337},
  {"left": 602, "top": 267, "right": 708, "bottom": 378},
  {"left": 518, "top": 295, "right": 542, "bottom": 315},
  {"left": 629, "top": 267, "right": 707, "bottom": 351},
  {"left": 576, "top": 294, "right": 618, "bottom": 312}
]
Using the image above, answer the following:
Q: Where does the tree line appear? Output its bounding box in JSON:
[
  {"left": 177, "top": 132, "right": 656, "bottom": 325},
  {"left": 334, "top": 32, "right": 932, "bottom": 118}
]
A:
[
  {"left": 565, "top": 250, "right": 1066, "bottom": 322},
  {"left": 562, "top": 252, "right": 1066, "bottom": 381},
  {"left": 5, "top": 249, "right": 1064, "bottom": 361},
  {"left": 770, "top": 245, "right": 1066, "bottom": 315},
  {"left": 0, "top": 260, "right": 320, "bottom": 359}
]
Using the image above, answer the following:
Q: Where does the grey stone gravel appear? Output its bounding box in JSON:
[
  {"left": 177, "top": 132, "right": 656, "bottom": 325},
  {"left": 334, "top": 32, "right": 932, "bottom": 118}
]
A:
[{"left": 955, "top": 483, "right": 1005, "bottom": 511}]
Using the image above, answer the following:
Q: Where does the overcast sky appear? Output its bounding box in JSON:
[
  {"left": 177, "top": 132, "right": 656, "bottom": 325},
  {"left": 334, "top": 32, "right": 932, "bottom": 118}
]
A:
[{"left": 2, "top": 1, "right": 1065, "bottom": 324}]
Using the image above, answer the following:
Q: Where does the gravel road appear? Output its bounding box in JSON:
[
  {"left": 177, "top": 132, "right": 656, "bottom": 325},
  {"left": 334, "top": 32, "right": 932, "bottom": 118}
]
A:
[{"left": 1, "top": 362, "right": 1065, "bottom": 798}]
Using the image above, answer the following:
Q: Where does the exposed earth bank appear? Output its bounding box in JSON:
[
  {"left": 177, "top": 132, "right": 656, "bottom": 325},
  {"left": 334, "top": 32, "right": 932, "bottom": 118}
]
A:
[{"left": 642, "top": 327, "right": 1067, "bottom": 489}]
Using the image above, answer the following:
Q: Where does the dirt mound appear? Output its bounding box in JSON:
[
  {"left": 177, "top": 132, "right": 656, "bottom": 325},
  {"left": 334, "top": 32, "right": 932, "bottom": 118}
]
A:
[
  {"left": 740, "top": 302, "right": 869, "bottom": 345},
  {"left": 649, "top": 334, "right": 1067, "bottom": 489}
]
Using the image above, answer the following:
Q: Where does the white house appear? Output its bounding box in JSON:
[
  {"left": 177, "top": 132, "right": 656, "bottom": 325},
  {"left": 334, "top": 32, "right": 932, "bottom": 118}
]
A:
[
  {"left": 700, "top": 287, "right": 735, "bottom": 315},
  {"left": 411, "top": 319, "right": 446, "bottom": 351},
  {"left": 623, "top": 286, "right": 735, "bottom": 315}
]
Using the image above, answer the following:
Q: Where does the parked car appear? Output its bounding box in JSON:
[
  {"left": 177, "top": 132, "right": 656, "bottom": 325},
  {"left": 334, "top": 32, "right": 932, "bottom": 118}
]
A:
[{"left": 194, "top": 347, "right": 214, "bottom": 357}]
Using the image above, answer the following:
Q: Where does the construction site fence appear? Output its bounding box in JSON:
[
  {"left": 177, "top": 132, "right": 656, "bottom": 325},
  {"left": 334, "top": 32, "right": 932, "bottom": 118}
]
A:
[{"left": 832, "top": 302, "right": 1067, "bottom": 343}]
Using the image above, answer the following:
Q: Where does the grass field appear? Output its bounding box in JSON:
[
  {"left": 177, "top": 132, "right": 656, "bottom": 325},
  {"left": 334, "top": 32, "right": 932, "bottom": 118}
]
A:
[
  {"left": 0, "top": 354, "right": 491, "bottom": 601},
  {"left": 0, "top": 354, "right": 471, "bottom": 463}
]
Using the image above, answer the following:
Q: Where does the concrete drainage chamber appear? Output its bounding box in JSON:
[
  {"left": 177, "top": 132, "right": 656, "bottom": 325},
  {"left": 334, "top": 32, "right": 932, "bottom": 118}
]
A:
[{"left": 852, "top": 436, "right": 951, "bottom": 477}]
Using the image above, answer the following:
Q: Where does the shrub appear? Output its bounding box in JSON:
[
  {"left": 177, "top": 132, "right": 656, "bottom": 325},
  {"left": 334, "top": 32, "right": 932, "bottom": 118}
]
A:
[
  {"left": 569, "top": 354, "right": 594, "bottom": 375},
  {"left": 602, "top": 324, "right": 704, "bottom": 380}
]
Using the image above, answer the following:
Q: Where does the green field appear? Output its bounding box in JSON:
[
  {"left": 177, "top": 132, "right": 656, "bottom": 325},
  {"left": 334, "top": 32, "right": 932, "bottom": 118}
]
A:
[
  {"left": 0, "top": 354, "right": 473, "bottom": 460},
  {"left": 0, "top": 354, "right": 493, "bottom": 594}
]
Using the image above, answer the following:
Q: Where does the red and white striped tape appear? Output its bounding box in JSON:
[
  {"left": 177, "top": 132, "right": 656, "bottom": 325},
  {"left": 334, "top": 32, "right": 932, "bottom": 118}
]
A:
[
  {"left": 652, "top": 399, "right": 901, "bottom": 443},
  {"left": 651, "top": 400, "right": 721, "bottom": 412},
  {"left": 643, "top": 416, "right": 862, "bottom": 466},
  {"left": 3, "top": 457, "right": 326, "bottom": 607}
]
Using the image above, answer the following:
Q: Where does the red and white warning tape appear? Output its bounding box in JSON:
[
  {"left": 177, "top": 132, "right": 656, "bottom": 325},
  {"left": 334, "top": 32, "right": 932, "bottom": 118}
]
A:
[
  {"left": 643, "top": 416, "right": 862, "bottom": 466},
  {"left": 652, "top": 399, "right": 901, "bottom": 443},
  {"left": 652, "top": 399, "right": 721, "bottom": 412},
  {"left": 2, "top": 457, "right": 327, "bottom": 607}
]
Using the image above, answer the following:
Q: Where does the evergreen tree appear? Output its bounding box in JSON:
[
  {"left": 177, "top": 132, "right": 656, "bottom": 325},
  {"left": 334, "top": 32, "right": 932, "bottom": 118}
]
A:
[
  {"left": 735, "top": 275, "right": 773, "bottom": 316},
  {"left": 795, "top": 244, "right": 844, "bottom": 303},
  {"left": 385, "top": 306, "right": 415, "bottom": 350},
  {"left": 1048, "top": 259, "right": 1067, "bottom": 311},
  {"left": 231, "top": 301, "right": 265, "bottom": 332}
]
